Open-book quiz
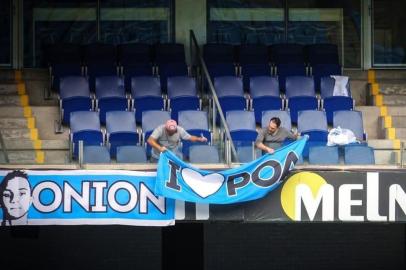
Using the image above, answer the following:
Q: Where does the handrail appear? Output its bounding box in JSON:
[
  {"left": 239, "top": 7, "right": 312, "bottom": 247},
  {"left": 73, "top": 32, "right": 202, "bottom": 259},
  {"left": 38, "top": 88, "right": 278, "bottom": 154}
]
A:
[
  {"left": 0, "top": 132, "right": 9, "bottom": 163},
  {"left": 189, "top": 30, "right": 239, "bottom": 163}
]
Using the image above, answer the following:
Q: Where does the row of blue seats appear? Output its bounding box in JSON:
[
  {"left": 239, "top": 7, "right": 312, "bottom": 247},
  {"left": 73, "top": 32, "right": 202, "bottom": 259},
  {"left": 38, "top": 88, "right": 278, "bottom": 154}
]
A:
[{"left": 214, "top": 75, "right": 353, "bottom": 124}]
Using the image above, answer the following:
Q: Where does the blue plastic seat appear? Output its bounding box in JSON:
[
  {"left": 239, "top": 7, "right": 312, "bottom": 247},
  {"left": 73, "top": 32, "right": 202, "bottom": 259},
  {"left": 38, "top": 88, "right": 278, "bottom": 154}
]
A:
[
  {"left": 141, "top": 110, "right": 171, "bottom": 157},
  {"left": 178, "top": 110, "right": 211, "bottom": 157},
  {"left": 214, "top": 76, "right": 247, "bottom": 117},
  {"left": 157, "top": 62, "right": 189, "bottom": 92},
  {"left": 86, "top": 64, "right": 118, "bottom": 91},
  {"left": 131, "top": 76, "right": 165, "bottom": 123},
  {"left": 203, "top": 43, "right": 235, "bottom": 64},
  {"left": 261, "top": 110, "right": 292, "bottom": 131},
  {"left": 207, "top": 62, "right": 237, "bottom": 80},
  {"left": 250, "top": 76, "right": 283, "bottom": 123},
  {"left": 95, "top": 76, "right": 128, "bottom": 124},
  {"left": 241, "top": 64, "right": 272, "bottom": 90},
  {"left": 189, "top": 145, "right": 220, "bottom": 163},
  {"left": 309, "top": 146, "right": 339, "bottom": 165},
  {"left": 238, "top": 44, "right": 269, "bottom": 65},
  {"left": 276, "top": 63, "right": 307, "bottom": 90},
  {"left": 83, "top": 146, "right": 111, "bottom": 164},
  {"left": 167, "top": 76, "right": 200, "bottom": 120},
  {"left": 285, "top": 76, "right": 318, "bottom": 124},
  {"left": 51, "top": 63, "right": 82, "bottom": 92},
  {"left": 106, "top": 111, "right": 139, "bottom": 157},
  {"left": 59, "top": 76, "right": 92, "bottom": 125},
  {"left": 123, "top": 64, "right": 154, "bottom": 91},
  {"left": 118, "top": 43, "right": 152, "bottom": 66},
  {"left": 270, "top": 44, "right": 305, "bottom": 65},
  {"left": 298, "top": 110, "right": 328, "bottom": 158},
  {"left": 306, "top": 43, "right": 339, "bottom": 66},
  {"left": 344, "top": 145, "right": 375, "bottom": 165},
  {"left": 333, "top": 110, "right": 366, "bottom": 141},
  {"left": 70, "top": 111, "right": 103, "bottom": 158},
  {"left": 226, "top": 111, "right": 257, "bottom": 143},
  {"left": 155, "top": 43, "right": 186, "bottom": 64},
  {"left": 116, "top": 145, "right": 147, "bottom": 163},
  {"left": 320, "top": 76, "right": 354, "bottom": 124},
  {"left": 312, "top": 64, "right": 342, "bottom": 91}
]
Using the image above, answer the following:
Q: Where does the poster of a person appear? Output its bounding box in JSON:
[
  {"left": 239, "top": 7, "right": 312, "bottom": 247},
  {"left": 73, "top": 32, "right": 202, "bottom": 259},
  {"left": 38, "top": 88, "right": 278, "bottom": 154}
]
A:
[{"left": 0, "top": 171, "right": 32, "bottom": 226}]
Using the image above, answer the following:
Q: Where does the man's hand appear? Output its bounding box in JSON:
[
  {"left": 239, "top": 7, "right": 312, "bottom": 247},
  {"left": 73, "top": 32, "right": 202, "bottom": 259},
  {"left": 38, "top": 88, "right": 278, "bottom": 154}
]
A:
[
  {"left": 199, "top": 136, "right": 208, "bottom": 143},
  {"left": 160, "top": 146, "right": 167, "bottom": 153},
  {"left": 266, "top": 147, "right": 274, "bottom": 154}
]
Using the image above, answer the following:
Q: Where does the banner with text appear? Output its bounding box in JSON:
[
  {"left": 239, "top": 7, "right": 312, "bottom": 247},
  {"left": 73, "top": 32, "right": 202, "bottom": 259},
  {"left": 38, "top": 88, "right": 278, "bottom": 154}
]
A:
[
  {"left": 0, "top": 170, "right": 175, "bottom": 226},
  {"left": 155, "top": 137, "right": 307, "bottom": 204}
]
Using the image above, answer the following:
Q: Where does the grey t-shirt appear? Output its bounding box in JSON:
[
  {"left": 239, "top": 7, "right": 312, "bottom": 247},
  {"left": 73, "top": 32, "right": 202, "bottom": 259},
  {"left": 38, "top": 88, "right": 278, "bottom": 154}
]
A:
[
  {"left": 255, "top": 127, "right": 296, "bottom": 149},
  {"left": 150, "top": 125, "right": 191, "bottom": 159}
]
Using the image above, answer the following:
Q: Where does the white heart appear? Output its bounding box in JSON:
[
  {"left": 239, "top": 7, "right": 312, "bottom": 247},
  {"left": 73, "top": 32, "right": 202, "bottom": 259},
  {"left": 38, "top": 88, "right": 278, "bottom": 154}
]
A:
[{"left": 181, "top": 168, "right": 225, "bottom": 198}]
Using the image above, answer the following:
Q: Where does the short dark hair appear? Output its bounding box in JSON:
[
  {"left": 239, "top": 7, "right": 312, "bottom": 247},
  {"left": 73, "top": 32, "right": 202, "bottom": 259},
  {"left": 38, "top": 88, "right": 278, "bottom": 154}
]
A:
[{"left": 270, "top": 117, "right": 281, "bottom": 127}]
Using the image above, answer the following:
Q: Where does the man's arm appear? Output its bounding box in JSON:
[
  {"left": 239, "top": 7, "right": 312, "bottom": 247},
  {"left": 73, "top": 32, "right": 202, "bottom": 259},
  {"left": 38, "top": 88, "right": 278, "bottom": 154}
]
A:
[
  {"left": 188, "top": 135, "right": 207, "bottom": 143},
  {"left": 255, "top": 141, "right": 274, "bottom": 154},
  {"left": 147, "top": 136, "right": 167, "bottom": 153}
]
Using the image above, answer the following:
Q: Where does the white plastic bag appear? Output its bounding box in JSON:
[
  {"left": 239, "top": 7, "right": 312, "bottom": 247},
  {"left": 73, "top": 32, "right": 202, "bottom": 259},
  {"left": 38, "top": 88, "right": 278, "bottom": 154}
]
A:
[
  {"left": 330, "top": 75, "right": 349, "bottom": 97},
  {"left": 327, "top": 126, "right": 358, "bottom": 146}
]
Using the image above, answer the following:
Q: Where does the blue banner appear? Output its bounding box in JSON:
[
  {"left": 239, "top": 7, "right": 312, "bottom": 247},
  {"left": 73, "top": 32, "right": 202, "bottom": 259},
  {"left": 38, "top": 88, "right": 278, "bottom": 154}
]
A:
[
  {"left": 155, "top": 137, "right": 307, "bottom": 204},
  {"left": 0, "top": 170, "right": 175, "bottom": 226}
]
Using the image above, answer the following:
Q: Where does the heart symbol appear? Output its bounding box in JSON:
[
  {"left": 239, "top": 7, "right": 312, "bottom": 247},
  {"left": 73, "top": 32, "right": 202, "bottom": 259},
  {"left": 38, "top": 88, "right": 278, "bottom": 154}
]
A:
[{"left": 181, "top": 168, "right": 225, "bottom": 198}]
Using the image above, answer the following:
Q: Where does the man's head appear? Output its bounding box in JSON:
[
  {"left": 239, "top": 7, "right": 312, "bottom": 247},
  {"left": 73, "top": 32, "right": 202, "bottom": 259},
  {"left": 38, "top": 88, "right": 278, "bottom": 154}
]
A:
[
  {"left": 268, "top": 117, "right": 281, "bottom": 134},
  {"left": 0, "top": 171, "right": 32, "bottom": 220},
  {"left": 165, "top": 119, "right": 178, "bottom": 135}
]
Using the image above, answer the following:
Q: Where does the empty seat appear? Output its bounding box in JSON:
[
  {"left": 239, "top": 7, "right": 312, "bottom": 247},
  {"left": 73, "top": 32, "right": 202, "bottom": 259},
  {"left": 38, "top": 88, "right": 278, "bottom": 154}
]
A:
[
  {"left": 276, "top": 63, "right": 307, "bottom": 90},
  {"left": 155, "top": 43, "right": 186, "bottom": 64},
  {"left": 214, "top": 76, "right": 247, "bottom": 116},
  {"left": 238, "top": 44, "right": 269, "bottom": 65},
  {"left": 178, "top": 110, "right": 211, "bottom": 157},
  {"left": 298, "top": 110, "right": 329, "bottom": 158},
  {"left": 261, "top": 110, "right": 292, "bottom": 131},
  {"left": 95, "top": 76, "right": 128, "bottom": 124},
  {"left": 207, "top": 62, "right": 237, "bottom": 80},
  {"left": 70, "top": 111, "right": 103, "bottom": 158},
  {"left": 86, "top": 64, "right": 118, "bottom": 91},
  {"left": 116, "top": 145, "right": 147, "bottom": 163},
  {"left": 123, "top": 64, "right": 154, "bottom": 91},
  {"left": 203, "top": 43, "right": 235, "bottom": 64},
  {"left": 312, "top": 63, "right": 342, "bottom": 91},
  {"left": 306, "top": 43, "right": 339, "bottom": 66},
  {"left": 285, "top": 76, "right": 318, "bottom": 124},
  {"left": 344, "top": 145, "right": 375, "bottom": 165},
  {"left": 189, "top": 145, "right": 220, "bottom": 163},
  {"left": 141, "top": 110, "right": 171, "bottom": 157},
  {"left": 83, "top": 146, "right": 111, "bottom": 164},
  {"left": 83, "top": 43, "right": 117, "bottom": 66},
  {"left": 270, "top": 44, "right": 304, "bottom": 65},
  {"left": 241, "top": 64, "right": 272, "bottom": 90},
  {"left": 167, "top": 76, "right": 200, "bottom": 120},
  {"left": 333, "top": 110, "right": 365, "bottom": 141},
  {"left": 250, "top": 76, "right": 283, "bottom": 123},
  {"left": 157, "top": 62, "right": 189, "bottom": 92},
  {"left": 118, "top": 43, "right": 152, "bottom": 66},
  {"left": 59, "top": 76, "right": 92, "bottom": 124},
  {"left": 236, "top": 145, "right": 256, "bottom": 163},
  {"left": 309, "top": 146, "right": 339, "bottom": 165},
  {"left": 320, "top": 76, "right": 354, "bottom": 124},
  {"left": 226, "top": 111, "right": 257, "bottom": 143},
  {"left": 131, "top": 76, "right": 165, "bottom": 122},
  {"left": 106, "top": 111, "right": 139, "bottom": 157}
]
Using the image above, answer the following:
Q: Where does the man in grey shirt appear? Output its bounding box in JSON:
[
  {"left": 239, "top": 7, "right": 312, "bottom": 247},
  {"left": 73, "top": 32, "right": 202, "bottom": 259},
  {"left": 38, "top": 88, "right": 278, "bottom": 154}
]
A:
[
  {"left": 255, "top": 117, "right": 298, "bottom": 154},
  {"left": 147, "top": 119, "right": 207, "bottom": 162}
]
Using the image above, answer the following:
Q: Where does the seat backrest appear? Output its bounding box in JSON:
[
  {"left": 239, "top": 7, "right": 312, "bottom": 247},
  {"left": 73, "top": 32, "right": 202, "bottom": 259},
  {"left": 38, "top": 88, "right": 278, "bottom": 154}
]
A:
[
  {"left": 167, "top": 76, "right": 197, "bottom": 98},
  {"left": 178, "top": 110, "right": 209, "bottom": 131},
  {"left": 189, "top": 145, "right": 220, "bottom": 163},
  {"left": 344, "top": 146, "right": 375, "bottom": 165},
  {"left": 95, "top": 76, "right": 125, "bottom": 99},
  {"left": 142, "top": 110, "right": 171, "bottom": 133},
  {"left": 131, "top": 76, "right": 161, "bottom": 98},
  {"left": 70, "top": 111, "right": 101, "bottom": 133},
  {"left": 309, "top": 146, "right": 339, "bottom": 164},
  {"left": 250, "top": 76, "right": 279, "bottom": 98},
  {"left": 285, "top": 76, "right": 315, "bottom": 98},
  {"left": 320, "top": 76, "right": 351, "bottom": 99},
  {"left": 203, "top": 43, "right": 235, "bottom": 63},
  {"left": 333, "top": 110, "right": 364, "bottom": 140},
  {"left": 214, "top": 76, "right": 244, "bottom": 97},
  {"left": 106, "top": 111, "right": 136, "bottom": 134},
  {"left": 238, "top": 44, "right": 269, "bottom": 64},
  {"left": 83, "top": 43, "right": 116, "bottom": 65},
  {"left": 306, "top": 43, "right": 339, "bottom": 65},
  {"left": 270, "top": 43, "right": 304, "bottom": 64},
  {"left": 60, "top": 76, "right": 90, "bottom": 99},
  {"left": 155, "top": 43, "right": 185, "bottom": 63},
  {"left": 261, "top": 110, "right": 292, "bottom": 130},
  {"left": 47, "top": 43, "right": 82, "bottom": 65},
  {"left": 118, "top": 43, "right": 152, "bottom": 65},
  {"left": 297, "top": 110, "right": 328, "bottom": 133},
  {"left": 83, "top": 146, "right": 111, "bottom": 163},
  {"left": 116, "top": 145, "right": 147, "bottom": 163},
  {"left": 226, "top": 111, "right": 256, "bottom": 131}
]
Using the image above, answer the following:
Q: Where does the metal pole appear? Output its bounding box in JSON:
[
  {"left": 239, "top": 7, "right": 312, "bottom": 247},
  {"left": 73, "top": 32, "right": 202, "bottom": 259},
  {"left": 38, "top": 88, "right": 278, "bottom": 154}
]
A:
[
  {"left": 0, "top": 132, "right": 10, "bottom": 163},
  {"left": 78, "top": 140, "right": 84, "bottom": 168}
]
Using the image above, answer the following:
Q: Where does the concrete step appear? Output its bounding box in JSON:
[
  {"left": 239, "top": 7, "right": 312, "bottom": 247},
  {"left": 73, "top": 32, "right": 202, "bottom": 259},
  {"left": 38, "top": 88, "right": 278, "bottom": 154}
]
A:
[
  {"left": 374, "top": 70, "right": 406, "bottom": 80},
  {"left": 0, "top": 106, "right": 25, "bottom": 117},
  {"left": 375, "top": 95, "right": 406, "bottom": 106},
  {"left": 0, "top": 69, "right": 49, "bottom": 81},
  {"left": 381, "top": 128, "right": 406, "bottom": 139},
  {"left": 386, "top": 106, "right": 406, "bottom": 116},
  {"left": 0, "top": 118, "right": 31, "bottom": 129},
  {"left": 0, "top": 128, "right": 36, "bottom": 140},
  {"left": 0, "top": 95, "right": 25, "bottom": 106},
  {"left": 368, "top": 139, "right": 399, "bottom": 149},
  {"left": 375, "top": 82, "right": 406, "bottom": 95},
  {"left": 368, "top": 140, "right": 400, "bottom": 165},
  {"left": 3, "top": 139, "right": 69, "bottom": 150},
  {"left": 3, "top": 150, "right": 70, "bottom": 164},
  {"left": 0, "top": 83, "right": 19, "bottom": 95},
  {"left": 356, "top": 106, "right": 381, "bottom": 139},
  {"left": 378, "top": 116, "right": 406, "bottom": 129}
]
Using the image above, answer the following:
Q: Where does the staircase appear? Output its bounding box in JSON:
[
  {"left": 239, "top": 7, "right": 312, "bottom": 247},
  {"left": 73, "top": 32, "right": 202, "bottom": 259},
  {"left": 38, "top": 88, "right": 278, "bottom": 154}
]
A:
[
  {"left": 368, "top": 70, "right": 406, "bottom": 165},
  {"left": 0, "top": 70, "right": 69, "bottom": 164}
]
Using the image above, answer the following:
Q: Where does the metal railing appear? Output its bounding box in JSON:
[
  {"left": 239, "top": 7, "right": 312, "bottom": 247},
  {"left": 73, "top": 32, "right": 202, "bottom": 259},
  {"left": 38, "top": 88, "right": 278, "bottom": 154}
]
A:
[
  {"left": 189, "top": 30, "right": 238, "bottom": 164},
  {"left": 0, "top": 132, "right": 9, "bottom": 164}
]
